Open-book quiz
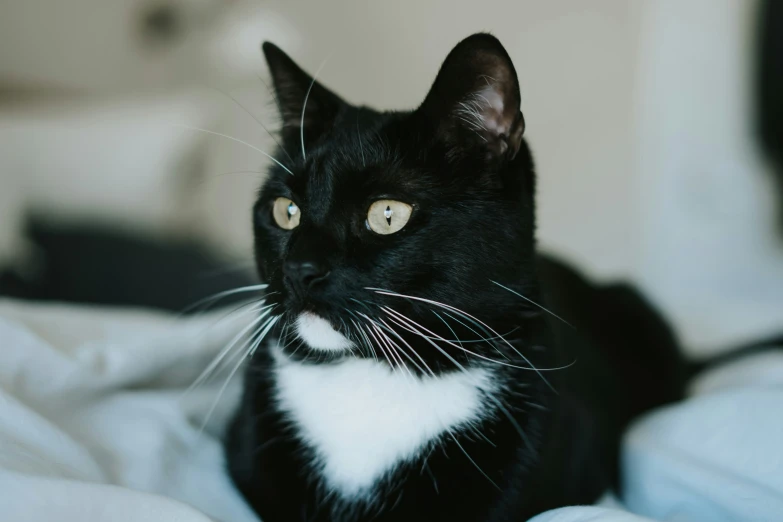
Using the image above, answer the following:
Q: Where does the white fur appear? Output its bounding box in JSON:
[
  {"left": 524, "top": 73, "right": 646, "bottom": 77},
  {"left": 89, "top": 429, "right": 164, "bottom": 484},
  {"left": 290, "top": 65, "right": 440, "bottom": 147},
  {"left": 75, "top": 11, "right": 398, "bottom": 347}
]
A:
[
  {"left": 455, "top": 85, "right": 508, "bottom": 137},
  {"left": 295, "top": 312, "right": 353, "bottom": 352},
  {"left": 273, "top": 349, "right": 494, "bottom": 498}
]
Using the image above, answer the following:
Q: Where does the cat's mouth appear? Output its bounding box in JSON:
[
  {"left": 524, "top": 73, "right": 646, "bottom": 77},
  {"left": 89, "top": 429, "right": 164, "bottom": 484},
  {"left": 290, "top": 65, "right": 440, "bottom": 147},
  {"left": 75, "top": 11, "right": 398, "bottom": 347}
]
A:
[{"left": 294, "top": 312, "right": 354, "bottom": 352}]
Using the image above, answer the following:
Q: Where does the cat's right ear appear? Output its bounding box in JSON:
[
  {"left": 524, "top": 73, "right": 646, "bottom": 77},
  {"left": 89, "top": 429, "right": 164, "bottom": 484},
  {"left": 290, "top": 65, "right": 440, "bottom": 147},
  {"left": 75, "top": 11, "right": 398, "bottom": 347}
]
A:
[
  {"left": 417, "top": 34, "right": 526, "bottom": 166},
  {"left": 262, "top": 42, "right": 345, "bottom": 154}
]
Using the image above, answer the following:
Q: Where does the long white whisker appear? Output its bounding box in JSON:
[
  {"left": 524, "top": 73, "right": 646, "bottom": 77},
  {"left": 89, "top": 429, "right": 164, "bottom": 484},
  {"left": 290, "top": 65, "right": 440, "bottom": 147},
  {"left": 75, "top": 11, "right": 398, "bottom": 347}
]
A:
[
  {"left": 280, "top": 321, "right": 299, "bottom": 351},
  {"left": 197, "top": 315, "right": 280, "bottom": 436},
  {"left": 356, "top": 112, "right": 366, "bottom": 167},
  {"left": 490, "top": 280, "right": 573, "bottom": 328},
  {"left": 374, "top": 324, "right": 408, "bottom": 375},
  {"left": 350, "top": 318, "right": 378, "bottom": 362},
  {"left": 485, "top": 394, "right": 535, "bottom": 454},
  {"left": 250, "top": 319, "right": 278, "bottom": 358},
  {"left": 432, "top": 310, "right": 464, "bottom": 349},
  {"left": 363, "top": 318, "right": 396, "bottom": 372},
  {"left": 368, "top": 288, "right": 555, "bottom": 391},
  {"left": 363, "top": 303, "right": 496, "bottom": 345},
  {"left": 188, "top": 297, "right": 270, "bottom": 344},
  {"left": 213, "top": 87, "right": 294, "bottom": 165},
  {"left": 300, "top": 55, "right": 332, "bottom": 160},
  {"left": 376, "top": 317, "right": 436, "bottom": 378},
  {"left": 435, "top": 310, "right": 511, "bottom": 361},
  {"left": 383, "top": 307, "right": 483, "bottom": 366},
  {"left": 370, "top": 322, "right": 415, "bottom": 379},
  {"left": 180, "top": 284, "right": 269, "bottom": 315},
  {"left": 383, "top": 312, "right": 470, "bottom": 375},
  {"left": 369, "top": 318, "right": 425, "bottom": 377},
  {"left": 383, "top": 306, "right": 560, "bottom": 373},
  {"left": 440, "top": 310, "right": 519, "bottom": 346},
  {"left": 468, "top": 426, "right": 497, "bottom": 447},
  {"left": 174, "top": 124, "right": 294, "bottom": 175},
  {"left": 183, "top": 304, "right": 275, "bottom": 397},
  {"left": 447, "top": 430, "right": 500, "bottom": 491}
]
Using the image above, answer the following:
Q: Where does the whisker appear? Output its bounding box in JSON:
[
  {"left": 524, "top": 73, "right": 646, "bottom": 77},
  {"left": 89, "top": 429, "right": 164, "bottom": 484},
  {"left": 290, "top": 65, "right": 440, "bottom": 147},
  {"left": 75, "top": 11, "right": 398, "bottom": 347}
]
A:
[
  {"left": 435, "top": 310, "right": 511, "bottom": 362},
  {"left": 179, "top": 284, "right": 269, "bottom": 315},
  {"left": 280, "top": 321, "right": 299, "bottom": 351},
  {"left": 369, "top": 318, "right": 428, "bottom": 377},
  {"left": 250, "top": 315, "right": 280, "bottom": 357},
  {"left": 197, "top": 314, "right": 280, "bottom": 436},
  {"left": 300, "top": 55, "right": 332, "bottom": 160},
  {"left": 446, "top": 430, "right": 500, "bottom": 491},
  {"left": 374, "top": 323, "right": 409, "bottom": 375},
  {"left": 356, "top": 112, "right": 366, "bottom": 167},
  {"left": 432, "top": 310, "right": 464, "bottom": 349},
  {"left": 382, "top": 306, "right": 566, "bottom": 373},
  {"left": 469, "top": 426, "right": 497, "bottom": 447},
  {"left": 350, "top": 307, "right": 434, "bottom": 377},
  {"left": 349, "top": 317, "right": 378, "bottom": 363},
  {"left": 210, "top": 86, "right": 294, "bottom": 165},
  {"left": 485, "top": 394, "right": 535, "bottom": 454},
  {"left": 173, "top": 124, "right": 294, "bottom": 176},
  {"left": 440, "top": 310, "right": 520, "bottom": 346},
  {"left": 358, "top": 303, "right": 502, "bottom": 345},
  {"left": 375, "top": 316, "right": 437, "bottom": 378},
  {"left": 490, "top": 280, "right": 573, "bottom": 328},
  {"left": 383, "top": 312, "right": 470, "bottom": 375},
  {"left": 369, "top": 322, "right": 416, "bottom": 379},
  {"left": 182, "top": 304, "right": 276, "bottom": 397},
  {"left": 364, "top": 321, "right": 397, "bottom": 373},
  {"left": 187, "top": 297, "right": 266, "bottom": 339},
  {"left": 368, "top": 288, "right": 556, "bottom": 392},
  {"left": 365, "top": 304, "right": 537, "bottom": 462}
]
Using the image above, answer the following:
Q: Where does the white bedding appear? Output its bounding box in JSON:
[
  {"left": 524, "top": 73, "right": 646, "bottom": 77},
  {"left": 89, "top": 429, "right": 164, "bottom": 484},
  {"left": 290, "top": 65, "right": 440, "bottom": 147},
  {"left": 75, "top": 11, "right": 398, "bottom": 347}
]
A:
[{"left": 1, "top": 299, "right": 781, "bottom": 522}]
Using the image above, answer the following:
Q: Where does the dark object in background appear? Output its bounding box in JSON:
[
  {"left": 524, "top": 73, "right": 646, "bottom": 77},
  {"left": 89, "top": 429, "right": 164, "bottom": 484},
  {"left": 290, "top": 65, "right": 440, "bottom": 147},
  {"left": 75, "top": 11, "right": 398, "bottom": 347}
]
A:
[
  {"left": 141, "top": 3, "right": 183, "bottom": 45},
  {"left": 0, "top": 222, "right": 256, "bottom": 313},
  {"left": 757, "top": 0, "right": 783, "bottom": 231}
]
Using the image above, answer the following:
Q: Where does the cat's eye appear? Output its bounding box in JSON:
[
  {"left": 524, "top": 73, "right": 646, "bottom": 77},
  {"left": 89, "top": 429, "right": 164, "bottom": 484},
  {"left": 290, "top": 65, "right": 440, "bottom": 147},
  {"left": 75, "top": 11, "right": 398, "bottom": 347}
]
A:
[
  {"left": 366, "top": 200, "right": 413, "bottom": 235},
  {"left": 272, "top": 197, "right": 301, "bottom": 230}
]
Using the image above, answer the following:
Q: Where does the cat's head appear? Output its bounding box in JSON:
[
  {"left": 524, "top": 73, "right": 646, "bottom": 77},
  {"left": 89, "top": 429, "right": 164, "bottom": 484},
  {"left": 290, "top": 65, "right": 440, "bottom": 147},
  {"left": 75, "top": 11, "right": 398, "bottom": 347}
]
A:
[{"left": 254, "top": 34, "right": 540, "bottom": 371}]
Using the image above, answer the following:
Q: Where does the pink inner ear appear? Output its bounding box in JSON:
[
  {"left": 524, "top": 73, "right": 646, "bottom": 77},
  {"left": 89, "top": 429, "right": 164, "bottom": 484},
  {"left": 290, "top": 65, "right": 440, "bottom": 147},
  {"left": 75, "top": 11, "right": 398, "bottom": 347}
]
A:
[
  {"left": 453, "top": 81, "right": 523, "bottom": 159},
  {"left": 455, "top": 84, "right": 513, "bottom": 140}
]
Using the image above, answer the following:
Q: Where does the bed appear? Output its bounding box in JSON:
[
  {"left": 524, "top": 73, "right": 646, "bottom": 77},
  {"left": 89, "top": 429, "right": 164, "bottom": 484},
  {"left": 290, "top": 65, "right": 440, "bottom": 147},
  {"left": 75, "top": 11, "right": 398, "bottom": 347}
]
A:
[{"left": 1, "top": 298, "right": 781, "bottom": 521}]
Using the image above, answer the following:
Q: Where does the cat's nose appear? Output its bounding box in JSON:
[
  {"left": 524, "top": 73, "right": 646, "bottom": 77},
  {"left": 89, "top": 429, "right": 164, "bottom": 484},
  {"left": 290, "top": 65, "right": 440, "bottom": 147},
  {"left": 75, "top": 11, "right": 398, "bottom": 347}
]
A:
[{"left": 283, "top": 260, "right": 330, "bottom": 296}]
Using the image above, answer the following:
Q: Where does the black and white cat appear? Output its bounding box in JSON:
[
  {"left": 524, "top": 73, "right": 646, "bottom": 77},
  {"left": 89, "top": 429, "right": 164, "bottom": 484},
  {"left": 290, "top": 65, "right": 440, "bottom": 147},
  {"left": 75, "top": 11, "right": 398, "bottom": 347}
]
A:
[{"left": 225, "top": 34, "right": 686, "bottom": 521}]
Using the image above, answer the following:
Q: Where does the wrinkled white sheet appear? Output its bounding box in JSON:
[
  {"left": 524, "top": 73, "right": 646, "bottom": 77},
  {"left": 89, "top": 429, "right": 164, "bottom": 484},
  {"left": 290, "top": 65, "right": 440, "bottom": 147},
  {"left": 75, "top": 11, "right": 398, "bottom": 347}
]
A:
[{"left": 1, "top": 299, "right": 781, "bottom": 522}]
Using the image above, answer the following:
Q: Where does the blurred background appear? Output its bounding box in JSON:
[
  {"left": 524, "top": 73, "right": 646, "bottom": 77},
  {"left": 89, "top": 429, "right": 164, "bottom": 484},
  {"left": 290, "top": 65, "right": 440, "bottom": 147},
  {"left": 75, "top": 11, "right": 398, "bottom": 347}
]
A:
[{"left": 0, "top": 0, "right": 781, "bottom": 355}]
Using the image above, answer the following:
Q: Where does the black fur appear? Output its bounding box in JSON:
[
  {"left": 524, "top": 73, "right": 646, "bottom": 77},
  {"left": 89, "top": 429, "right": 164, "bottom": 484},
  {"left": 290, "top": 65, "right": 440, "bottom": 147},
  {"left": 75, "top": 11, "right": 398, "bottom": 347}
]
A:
[
  {"left": 757, "top": 0, "right": 783, "bottom": 232},
  {"left": 225, "top": 34, "right": 685, "bottom": 521}
]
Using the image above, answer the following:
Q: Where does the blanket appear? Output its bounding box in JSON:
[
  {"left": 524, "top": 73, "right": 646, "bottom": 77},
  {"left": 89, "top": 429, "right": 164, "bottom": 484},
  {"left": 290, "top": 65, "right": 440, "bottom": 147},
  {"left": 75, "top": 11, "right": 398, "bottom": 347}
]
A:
[{"left": 1, "top": 299, "right": 781, "bottom": 521}]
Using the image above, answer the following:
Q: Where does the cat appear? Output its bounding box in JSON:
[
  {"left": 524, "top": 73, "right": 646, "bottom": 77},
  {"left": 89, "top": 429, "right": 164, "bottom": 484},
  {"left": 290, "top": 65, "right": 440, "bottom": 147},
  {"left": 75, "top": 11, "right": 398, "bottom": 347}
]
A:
[
  {"left": 224, "top": 33, "right": 686, "bottom": 522},
  {"left": 758, "top": 0, "right": 783, "bottom": 232}
]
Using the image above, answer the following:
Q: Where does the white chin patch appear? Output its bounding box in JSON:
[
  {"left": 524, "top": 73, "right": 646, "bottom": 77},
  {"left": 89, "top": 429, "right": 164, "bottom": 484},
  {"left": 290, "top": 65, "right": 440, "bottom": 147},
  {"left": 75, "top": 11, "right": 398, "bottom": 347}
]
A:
[{"left": 295, "top": 312, "right": 353, "bottom": 352}]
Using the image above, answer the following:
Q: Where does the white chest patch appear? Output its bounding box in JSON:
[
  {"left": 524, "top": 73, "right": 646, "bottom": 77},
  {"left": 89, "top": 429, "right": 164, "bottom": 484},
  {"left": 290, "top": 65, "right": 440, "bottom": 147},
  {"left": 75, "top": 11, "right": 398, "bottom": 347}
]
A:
[{"left": 273, "top": 352, "right": 494, "bottom": 498}]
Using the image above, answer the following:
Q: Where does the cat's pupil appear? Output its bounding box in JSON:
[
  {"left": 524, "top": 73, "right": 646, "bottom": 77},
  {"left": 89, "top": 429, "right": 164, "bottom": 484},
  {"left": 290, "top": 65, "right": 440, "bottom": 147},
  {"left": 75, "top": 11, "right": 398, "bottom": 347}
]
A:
[{"left": 384, "top": 206, "right": 393, "bottom": 226}]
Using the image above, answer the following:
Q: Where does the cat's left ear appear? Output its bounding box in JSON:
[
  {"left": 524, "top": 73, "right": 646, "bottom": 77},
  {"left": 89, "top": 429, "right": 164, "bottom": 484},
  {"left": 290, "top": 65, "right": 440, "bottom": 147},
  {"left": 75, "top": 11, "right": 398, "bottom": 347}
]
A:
[
  {"left": 262, "top": 42, "right": 345, "bottom": 151},
  {"left": 418, "top": 33, "right": 526, "bottom": 163}
]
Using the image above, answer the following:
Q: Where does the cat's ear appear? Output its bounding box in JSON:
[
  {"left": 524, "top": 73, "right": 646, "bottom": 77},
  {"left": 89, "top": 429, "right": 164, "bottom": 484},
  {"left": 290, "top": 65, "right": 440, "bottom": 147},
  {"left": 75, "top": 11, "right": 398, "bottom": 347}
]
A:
[
  {"left": 418, "top": 33, "right": 525, "bottom": 163},
  {"left": 262, "top": 42, "right": 345, "bottom": 151}
]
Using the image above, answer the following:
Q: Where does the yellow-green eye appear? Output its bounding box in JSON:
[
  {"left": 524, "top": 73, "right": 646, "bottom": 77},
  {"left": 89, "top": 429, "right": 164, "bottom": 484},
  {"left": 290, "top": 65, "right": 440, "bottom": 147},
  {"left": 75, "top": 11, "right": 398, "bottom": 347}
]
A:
[
  {"left": 272, "top": 197, "right": 301, "bottom": 230},
  {"left": 366, "top": 200, "right": 413, "bottom": 235}
]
